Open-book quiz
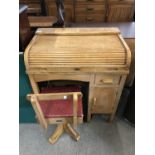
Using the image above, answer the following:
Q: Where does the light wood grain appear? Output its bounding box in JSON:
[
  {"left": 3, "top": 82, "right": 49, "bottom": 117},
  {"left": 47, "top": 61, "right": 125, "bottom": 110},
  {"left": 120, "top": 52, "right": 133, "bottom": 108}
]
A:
[
  {"left": 33, "top": 74, "right": 90, "bottom": 82},
  {"left": 25, "top": 28, "right": 130, "bottom": 73},
  {"left": 95, "top": 74, "right": 121, "bottom": 85},
  {"left": 91, "top": 87, "right": 116, "bottom": 114},
  {"left": 109, "top": 75, "right": 127, "bottom": 122},
  {"left": 36, "top": 27, "right": 120, "bottom": 35},
  {"left": 49, "top": 124, "right": 64, "bottom": 144},
  {"left": 64, "top": 123, "right": 80, "bottom": 141},
  {"left": 29, "top": 95, "right": 48, "bottom": 129},
  {"left": 27, "top": 92, "right": 82, "bottom": 101}
]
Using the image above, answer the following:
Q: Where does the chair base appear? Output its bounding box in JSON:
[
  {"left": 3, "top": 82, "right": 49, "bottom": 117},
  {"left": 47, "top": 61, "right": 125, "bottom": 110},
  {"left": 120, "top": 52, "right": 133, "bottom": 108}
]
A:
[{"left": 48, "top": 123, "right": 80, "bottom": 144}]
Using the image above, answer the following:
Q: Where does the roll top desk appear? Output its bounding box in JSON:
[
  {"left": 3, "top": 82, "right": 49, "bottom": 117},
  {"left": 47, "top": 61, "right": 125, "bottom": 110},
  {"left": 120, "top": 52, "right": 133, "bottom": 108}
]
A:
[{"left": 24, "top": 28, "right": 131, "bottom": 122}]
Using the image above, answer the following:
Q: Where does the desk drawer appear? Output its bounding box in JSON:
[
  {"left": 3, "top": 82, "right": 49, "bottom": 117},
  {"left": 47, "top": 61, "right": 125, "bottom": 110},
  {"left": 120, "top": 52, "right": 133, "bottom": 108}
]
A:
[
  {"left": 76, "top": 0, "right": 105, "bottom": 3},
  {"left": 45, "top": 0, "right": 72, "bottom": 4},
  {"left": 95, "top": 74, "right": 121, "bottom": 85},
  {"left": 75, "top": 14, "right": 105, "bottom": 22},
  {"left": 75, "top": 5, "right": 105, "bottom": 14}
]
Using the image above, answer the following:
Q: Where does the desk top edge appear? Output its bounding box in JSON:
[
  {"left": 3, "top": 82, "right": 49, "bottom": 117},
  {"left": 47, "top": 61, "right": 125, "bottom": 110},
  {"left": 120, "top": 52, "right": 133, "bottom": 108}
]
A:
[{"left": 36, "top": 28, "right": 120, "bottom": 35}]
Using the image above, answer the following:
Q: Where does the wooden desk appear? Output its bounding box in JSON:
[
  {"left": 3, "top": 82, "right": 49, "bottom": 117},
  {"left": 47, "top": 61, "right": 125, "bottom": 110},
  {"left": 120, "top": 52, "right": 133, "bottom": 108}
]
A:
[{"left": 24, "top": 28, "right": 131, "bottom": 122}]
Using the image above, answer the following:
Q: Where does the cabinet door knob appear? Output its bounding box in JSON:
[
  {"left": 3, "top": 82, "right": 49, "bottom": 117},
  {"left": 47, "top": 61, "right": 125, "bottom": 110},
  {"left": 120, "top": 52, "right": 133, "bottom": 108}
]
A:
[
  {"left": 86, "top": 17, "right": 93, "bottom": 21},
  {"left": 87, "top": 7, "right": 94, "bottom": 11},
  {"left": 93, "top": 97, "right": 97, "bottom": 106}
]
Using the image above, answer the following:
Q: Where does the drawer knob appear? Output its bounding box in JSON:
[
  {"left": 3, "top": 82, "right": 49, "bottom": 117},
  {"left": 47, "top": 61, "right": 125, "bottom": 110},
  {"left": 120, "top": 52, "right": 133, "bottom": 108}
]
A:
[
  {"left": 87, "top": 8, "right": 94, "bottom": 11},
  {"left": 86, "top": 17, "right": 93, "bottom": 21},
  {"left": 93, "top": 97, "right": 96, "bottom": 106},
  {"left": 74, "top": 68, "right": 80, "bottom": 71}
]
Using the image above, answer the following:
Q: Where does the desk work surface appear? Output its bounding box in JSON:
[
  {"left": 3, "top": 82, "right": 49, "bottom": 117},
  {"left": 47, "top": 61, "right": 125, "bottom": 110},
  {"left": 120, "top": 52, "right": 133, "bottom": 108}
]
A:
[{"left": 25, "top": 28, "right": 131, "bottom": 73}]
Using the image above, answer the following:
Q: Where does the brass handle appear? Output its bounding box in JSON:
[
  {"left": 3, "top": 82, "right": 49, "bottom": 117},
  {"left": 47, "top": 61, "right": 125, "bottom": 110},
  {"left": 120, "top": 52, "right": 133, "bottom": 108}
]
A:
[
  {"left": 56, "top": 120, "right": 63, "bottom": 123},
  {"left": 100, "top": 79, "right": 113, "bottom": 84},
  {"left": 74, "top": 68, "right": 80, "bottom": 71},
  {"left": 87, "top": 7, "right": 94, "bottom": 11},
  {"left": 86, "top": 17, "right": 93, "bottom": 21},
  {"left": 92, "top": 97, "right": 96, "bottom": 106}
]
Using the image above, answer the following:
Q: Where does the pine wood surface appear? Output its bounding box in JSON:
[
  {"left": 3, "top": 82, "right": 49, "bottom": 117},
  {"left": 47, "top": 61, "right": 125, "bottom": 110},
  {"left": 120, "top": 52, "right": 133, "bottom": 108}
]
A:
[
  {"left": 25, "top": 28, "right": 130, "bottom": 72},
  {"left": 48, "top": 124, "right": 64, "bottom": 144}
]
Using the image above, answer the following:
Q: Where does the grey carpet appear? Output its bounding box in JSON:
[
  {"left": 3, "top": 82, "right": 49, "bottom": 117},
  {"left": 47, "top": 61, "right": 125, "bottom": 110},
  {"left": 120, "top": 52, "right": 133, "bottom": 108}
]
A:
[{"left": 19, "top": 116, "right": 135, "bottom": 155}]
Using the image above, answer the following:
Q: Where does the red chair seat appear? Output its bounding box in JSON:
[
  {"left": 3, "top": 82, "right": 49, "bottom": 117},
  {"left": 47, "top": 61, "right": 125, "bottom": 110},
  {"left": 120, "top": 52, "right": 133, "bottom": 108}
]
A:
[{"left": 39, "top": 86, "right": 83, "bottom": 118}]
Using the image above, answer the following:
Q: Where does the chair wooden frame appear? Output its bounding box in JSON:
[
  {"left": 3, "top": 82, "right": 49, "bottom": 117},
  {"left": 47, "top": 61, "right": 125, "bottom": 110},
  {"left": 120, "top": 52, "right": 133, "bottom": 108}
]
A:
[{"left": 27, "top": 91, "right": 83, "bottom": 144}]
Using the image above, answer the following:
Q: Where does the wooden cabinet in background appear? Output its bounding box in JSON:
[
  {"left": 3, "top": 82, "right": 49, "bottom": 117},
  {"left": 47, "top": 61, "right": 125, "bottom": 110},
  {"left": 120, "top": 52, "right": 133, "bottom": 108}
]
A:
[
  {"left": 19, "top": 5, "right": 32, "bottom": 51},
  {"left": 20, "top": 0, "right": 135, "bottom": 23},
  {"left": 45, "top": 0, "right": 73, "bottom": 23},
  {"left": 75, "top": 0, "right": 106, "bottom": 23},
  {"left": 107, "top": 0, "right": 135, "bottom": 22},
  {"left": 19, "top": 0, "right": 42, "bottom": 15}
]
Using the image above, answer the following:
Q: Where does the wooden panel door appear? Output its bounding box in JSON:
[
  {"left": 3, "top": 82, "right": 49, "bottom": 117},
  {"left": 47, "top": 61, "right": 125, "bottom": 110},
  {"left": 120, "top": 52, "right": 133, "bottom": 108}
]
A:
[
  {"left": 90, "top": 87, "right": 116, "bottom": 114},
  {"left": 107, "top": 4, "right": 134, "bottom": 22}
]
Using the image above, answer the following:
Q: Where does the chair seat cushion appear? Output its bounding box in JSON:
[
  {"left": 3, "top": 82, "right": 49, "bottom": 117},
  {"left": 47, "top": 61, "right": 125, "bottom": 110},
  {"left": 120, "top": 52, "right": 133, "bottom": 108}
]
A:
[{"left": 39, "top": 86, "right": 83, "bottom": 118}]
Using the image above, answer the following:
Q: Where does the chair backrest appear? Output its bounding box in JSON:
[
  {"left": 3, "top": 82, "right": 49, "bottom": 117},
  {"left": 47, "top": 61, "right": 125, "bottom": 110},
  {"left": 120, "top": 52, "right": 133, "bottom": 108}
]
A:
[{"left": 27, "top": 92, "right": 82, "bottom": 129}]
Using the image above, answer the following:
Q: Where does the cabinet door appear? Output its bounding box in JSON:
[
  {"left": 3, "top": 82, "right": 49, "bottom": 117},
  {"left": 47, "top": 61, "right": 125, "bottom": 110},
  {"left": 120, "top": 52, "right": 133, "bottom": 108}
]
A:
[
  {"left": 107, "top": 4, "right": 134, "bottom": 22},
  {"left": 91, "top": 87, "right": 116, "bottom": 114}
]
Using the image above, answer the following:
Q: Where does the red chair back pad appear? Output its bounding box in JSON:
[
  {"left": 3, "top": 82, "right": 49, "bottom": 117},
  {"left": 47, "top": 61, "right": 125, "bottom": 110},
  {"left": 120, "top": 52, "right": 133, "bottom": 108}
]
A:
[{"left": 39, "top": 86, "right": 83, "bottom": 118}]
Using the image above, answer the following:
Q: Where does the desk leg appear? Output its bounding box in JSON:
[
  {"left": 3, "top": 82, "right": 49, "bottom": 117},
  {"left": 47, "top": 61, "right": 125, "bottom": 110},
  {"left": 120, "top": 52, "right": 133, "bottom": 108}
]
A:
[
  {"left": 109, "top": 75, "right": 127, "bottom": 122},
  {"left": 87, "top": 88, "right": 93, "bottom": 122}
]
